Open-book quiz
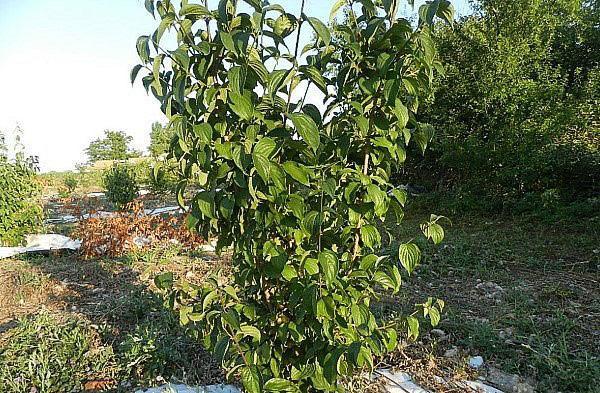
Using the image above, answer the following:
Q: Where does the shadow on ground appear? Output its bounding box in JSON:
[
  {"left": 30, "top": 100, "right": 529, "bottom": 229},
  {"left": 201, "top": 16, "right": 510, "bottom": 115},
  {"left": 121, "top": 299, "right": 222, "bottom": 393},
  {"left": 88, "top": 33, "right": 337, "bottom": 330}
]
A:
[{"left": 0, "top": 251, "right": 226, "bottom": 392}]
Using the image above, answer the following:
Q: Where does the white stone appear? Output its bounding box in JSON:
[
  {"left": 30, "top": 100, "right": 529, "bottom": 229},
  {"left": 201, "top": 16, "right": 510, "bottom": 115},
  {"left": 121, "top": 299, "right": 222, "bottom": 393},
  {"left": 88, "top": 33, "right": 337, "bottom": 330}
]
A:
[
  {"left": 469, "top": 356, "right": 485, "bottom": 369},
  {"left": 135, "top": 384, "right": 240, "bottom": 393}
]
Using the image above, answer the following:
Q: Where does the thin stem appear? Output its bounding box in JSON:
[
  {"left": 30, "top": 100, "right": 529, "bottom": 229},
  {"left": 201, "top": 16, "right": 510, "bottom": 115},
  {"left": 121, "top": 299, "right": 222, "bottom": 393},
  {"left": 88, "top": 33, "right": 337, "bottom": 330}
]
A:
[
  {"left": 352, "top": 146, "right": 370, "bottom": 262},
  {"left": 285, "top": 0, "right": 307, "bottom": 117}
]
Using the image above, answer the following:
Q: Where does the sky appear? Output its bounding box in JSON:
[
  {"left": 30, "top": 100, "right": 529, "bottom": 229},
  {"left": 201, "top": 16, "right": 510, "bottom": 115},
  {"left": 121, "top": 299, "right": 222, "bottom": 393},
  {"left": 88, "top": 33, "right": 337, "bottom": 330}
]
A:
[{"left": 0, "top": 0, "right": 471, "bottom": 172}]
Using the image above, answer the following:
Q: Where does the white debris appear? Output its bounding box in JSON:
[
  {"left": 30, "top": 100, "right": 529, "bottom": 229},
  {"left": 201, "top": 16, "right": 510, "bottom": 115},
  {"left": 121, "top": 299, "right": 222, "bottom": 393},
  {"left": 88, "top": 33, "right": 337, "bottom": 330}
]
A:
[
  {"left": 87, "top": 192, "right": 105, "bottom": 198},
  {"left": 145, "top": 206, "right": 182, "bottom": 215},
  {"left": 0, "top": 234, "right": 81, "bottom": 259},
  {"left": 376, "top": 369, "right": 430, "bottom": 393},
  {"left": 196, "top": 239, "right": 218, "bottom": 253},
  {"left": 469, "top": 356, "right": 485, "bottom": 369},
  {"left": 138, "top": 189, "right": 151, "bottom": 196},
  {"left": 135, "top": 384, "right": 240, "bottom": 393}
]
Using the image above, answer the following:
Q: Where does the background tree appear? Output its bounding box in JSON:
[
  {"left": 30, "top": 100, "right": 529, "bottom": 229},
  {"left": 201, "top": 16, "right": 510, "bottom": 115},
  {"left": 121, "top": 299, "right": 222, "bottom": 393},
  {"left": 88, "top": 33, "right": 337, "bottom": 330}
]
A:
[
  {"left": 409, "top": 0, "right": 599, "bottom": 208},
  {"left": 148, "top": 122, "right": 175, "bottom": 157},
  {"left": 85, "top": 130, "right": 140, "bottom": 163}
]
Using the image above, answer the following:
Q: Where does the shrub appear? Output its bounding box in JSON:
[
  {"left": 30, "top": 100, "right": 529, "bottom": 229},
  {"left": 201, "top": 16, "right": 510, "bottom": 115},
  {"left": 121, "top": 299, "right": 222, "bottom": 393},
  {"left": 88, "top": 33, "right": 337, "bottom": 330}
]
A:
[
  {"left": 0, "top": 159, "right": 43, "bottom": 246},
  {"left": 63, "top": 173, "right": 78, "bottom": 193},
  {"left": 103, "top": 164, "right": 139, "bottom": 209},
  {"left": 136, "top": 0, "right": 451, "bottom": 391}
]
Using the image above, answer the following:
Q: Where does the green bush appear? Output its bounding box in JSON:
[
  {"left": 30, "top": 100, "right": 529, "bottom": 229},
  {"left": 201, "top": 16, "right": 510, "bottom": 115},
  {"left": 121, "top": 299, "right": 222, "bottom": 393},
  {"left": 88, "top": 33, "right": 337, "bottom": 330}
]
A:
[
  {"left": 138, "top": 0, "right": 451, "bottom": 391},
  {"left": 63, "top": 173, "right": 78, "bottom": 193},
  {"left": 0, "top": 160, "right": 43, "bottom": 246},
  {"left": 103, "top": 164, "right": 139, "bottom": 209}
]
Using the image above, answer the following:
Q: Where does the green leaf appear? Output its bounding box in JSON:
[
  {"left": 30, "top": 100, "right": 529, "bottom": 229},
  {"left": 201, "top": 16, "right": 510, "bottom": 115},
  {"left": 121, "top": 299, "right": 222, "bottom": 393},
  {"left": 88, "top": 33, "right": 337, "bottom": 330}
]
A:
[
  {"left": 300, "top": 65, "right": 328, "bottom": 94},
  {"left": 154, "top": 272, "right": 173, "bottom": 289},
  {"left": 214, "top": 336, "right": 230, "bottom": 366},
  {"left": 170, "top": 46, "right": 190, "bottom": 70},
  {"left": 361, "top": 225, "right": 381, "bottom": 249},
  {"left": 360, "top": 254, "right": 378, "bottom": 270},
  {"left": 240, "top": 324, "right": 262, "bottom": 342},
  {"left": 414, "top": 123, "right": 435, "bottom": 154},
  {"left": 319, "top": 250, "right": 339, "bottom": 287},
  {"left": 130, "top": 64, "right": 143, "bottom": 85},
  {"left": 272, "top": 13, "right": 297, "bottom": 38},
  {"left": 407, "top": 316, "right": 420, "bottom": 339},
  {"left": 282, "top": 161, "right": 310, "bottom": 186},
  {"left": 268, "top": 69, "right": 290, "bottom": 95},
  {"left": 241, "top": 366, "right": 262, "bottom": 393},
  {"left": 196, "top": 191, "right": 215, "bottom": 219},
  {"left": 421, "top": 222, "right": 444, "bottom": 244},
  {"left": 193, "top": 123, "right": 213, "bottom": 144},
  {"left": 264, "top": 378, "right": 298, "bottom": 392},
  {"left": 398, "top": 243, "right": 421, "bottom": 274},
  {"left": 366, "top": 184, "right": 388, "bottom": 217},
  {"left": 374, "top": 271, "right": 395, "bottom": 290},
  {"left": 437, "top": 0, "right": 454, "bottom": 24},
  {"left": 289, "top": 113, "right": 320, "bottom": 152},
  {"left": 304, "top": 257, "right": 319, "bottom": 275},
  {"left": 394, "top": 99, "right": 409, "bottom": 128},
  {"left": 306, "top": 16, "right": 331, "bottom": 46},
  {"left": 220, "top": 31, "right": 236, "bottom": 53},
  {"left": 136, "top": 35, "right": 151, "bottom": 63},
  {"left": 144, "top": 0, "right": 155, "bottom": 17},
  {"left": 229, "top": 92, "right": 254, "bottom": 121},
  {"left": 253, "top": 137, "right": 277, "bottom": 182},
  {"left": 301, "top": 211, "right": 322, "bottom": 237},
  {"left": 155, "top": 13, "right": 175, "bottom": 46},
  {"left": 323, "top": 347, "right": 344, "bottom": 383},
  {"left": 391, "top": 189, "right": 407, "bottom": 206},
  {"left": 228, "top": 66, "right": 247, "bottom": 94},
  {"left": 180, "top": 4, "right": 212, "bottom": 17},
  {"left": 330, "top": 0, "right": 346, "bottom": 22},
  {"left": 429, "top": 307, "right": 441, "bottom": 326},
  {"left": 152, "top": 54, "right": 164, "bottom": 95}
]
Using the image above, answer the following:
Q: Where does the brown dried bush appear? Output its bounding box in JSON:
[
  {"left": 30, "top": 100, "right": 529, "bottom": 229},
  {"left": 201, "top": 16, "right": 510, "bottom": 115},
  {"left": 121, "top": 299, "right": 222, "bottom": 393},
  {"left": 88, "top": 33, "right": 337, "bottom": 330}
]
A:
[{"left": 74, "top": 200, "right": 204, "bottom": 258}]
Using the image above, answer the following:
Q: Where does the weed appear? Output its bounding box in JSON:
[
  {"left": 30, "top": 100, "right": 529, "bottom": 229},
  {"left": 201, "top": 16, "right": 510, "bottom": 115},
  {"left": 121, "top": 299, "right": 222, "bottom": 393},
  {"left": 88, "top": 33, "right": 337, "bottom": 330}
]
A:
[{"left": 0, "top": 312, "right": 116, "bottom": 393}]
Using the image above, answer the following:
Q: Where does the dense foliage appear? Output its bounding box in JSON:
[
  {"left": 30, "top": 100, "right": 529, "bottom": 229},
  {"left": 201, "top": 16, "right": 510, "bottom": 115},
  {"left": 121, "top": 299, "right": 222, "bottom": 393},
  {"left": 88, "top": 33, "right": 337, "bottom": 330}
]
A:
[
  {"left": 135, "top": 0, "right": 451, "bottom": 391},
  {"left": 86, "top": 130, "right": 141, "bottom": 163},
  {"left": 103, "top": 164, "right": 140, "bottom": 209},
  {"left": 0, "top": 131, "right": 43, "bottom": 246},
  {"left": 412, "top": 0, "right": 599, "bottom": 205}
]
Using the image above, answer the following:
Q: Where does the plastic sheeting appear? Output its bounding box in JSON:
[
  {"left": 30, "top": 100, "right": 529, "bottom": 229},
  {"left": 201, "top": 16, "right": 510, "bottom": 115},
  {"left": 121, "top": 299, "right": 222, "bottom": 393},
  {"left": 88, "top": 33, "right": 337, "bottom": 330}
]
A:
[{"left": 0, "top": 234, "right": 81, "bottom": 259}]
